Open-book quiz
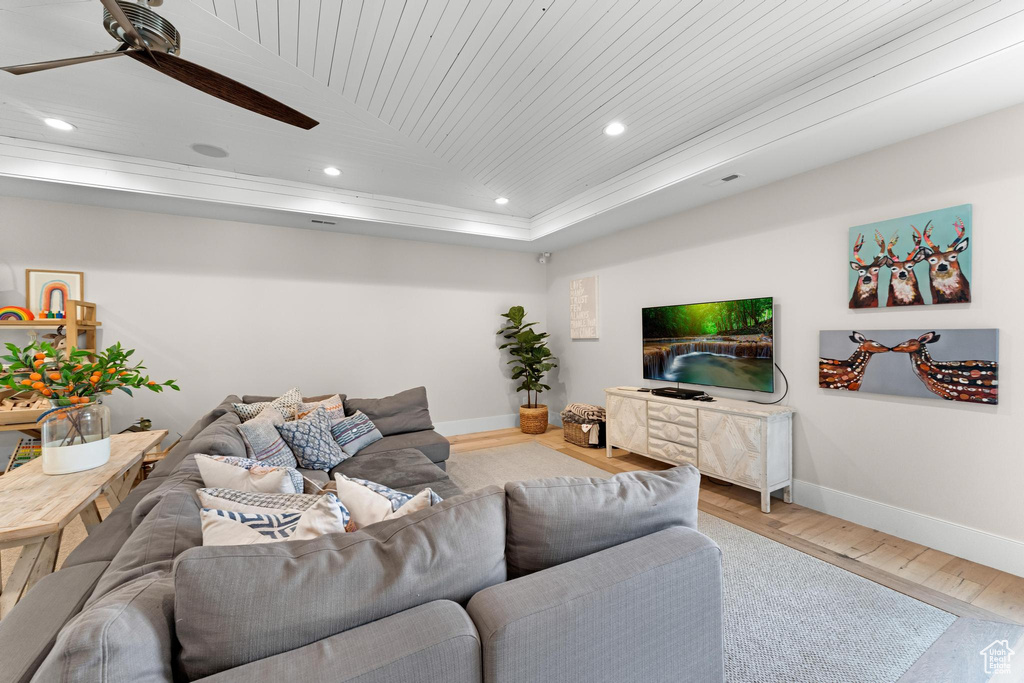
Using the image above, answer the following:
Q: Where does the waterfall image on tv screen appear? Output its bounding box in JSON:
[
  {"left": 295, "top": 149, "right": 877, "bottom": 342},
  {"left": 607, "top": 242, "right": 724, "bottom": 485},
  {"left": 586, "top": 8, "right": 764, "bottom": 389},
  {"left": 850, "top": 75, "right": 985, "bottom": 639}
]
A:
[{"left": 642, "top": 297, "right": 774, "bottom": 393}]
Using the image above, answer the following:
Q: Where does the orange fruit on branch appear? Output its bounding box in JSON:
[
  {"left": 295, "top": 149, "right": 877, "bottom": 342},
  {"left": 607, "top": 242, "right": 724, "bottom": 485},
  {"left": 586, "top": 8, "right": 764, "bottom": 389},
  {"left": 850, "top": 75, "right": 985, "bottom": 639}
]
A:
[
  {"left": 20, "top": 379, "right": 32, "bottom": 386},
  {"left": 29, "top": 372, "right": 42, "bottom": 381},
  {"left": 34, "top": 353, "right": 45, "bottom": 360},
  {"left": 31, "top": 381, "right": 44, "bottom": 389},
  {"left": 49, "top": 373, "right": 61, "bottom": 381}
]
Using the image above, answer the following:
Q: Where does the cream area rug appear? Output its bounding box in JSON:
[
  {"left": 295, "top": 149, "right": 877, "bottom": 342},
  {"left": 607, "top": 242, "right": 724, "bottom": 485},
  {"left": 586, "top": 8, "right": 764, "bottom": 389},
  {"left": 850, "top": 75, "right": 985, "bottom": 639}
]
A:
[{"left": 448, "top": 442, "right": 957, "bottom": 683}]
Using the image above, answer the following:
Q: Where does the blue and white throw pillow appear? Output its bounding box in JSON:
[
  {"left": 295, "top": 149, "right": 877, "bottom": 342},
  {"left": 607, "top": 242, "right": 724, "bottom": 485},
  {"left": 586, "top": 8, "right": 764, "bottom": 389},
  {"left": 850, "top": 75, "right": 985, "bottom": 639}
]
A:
[
  {"left": 200, "top": 493, "right": 352, "bottom": 546},
  {"left": 235, "top": 407, "right": 298, "bottom": 468},
  {"left": 233, "top": 388, "right": 302, "bottom": 422},
  {"left": 276, "top": 405, "right": 346, "bottom": 471},
  {"left": 330, "top": 411, "right": 383, "bottom": 456},
  {"left": 333, "top": 474, "right": 441, "bottom": 528}
]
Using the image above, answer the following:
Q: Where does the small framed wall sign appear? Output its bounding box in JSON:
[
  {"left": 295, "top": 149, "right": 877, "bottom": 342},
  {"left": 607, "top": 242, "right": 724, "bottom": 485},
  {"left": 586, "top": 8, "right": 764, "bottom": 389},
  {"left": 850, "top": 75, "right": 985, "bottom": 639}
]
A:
[
  {"left": 569, "top": 275, "right": 599, "bottom": 339},
  {"left": 26, "top": 269, "right": 84, "bottom": 316}
]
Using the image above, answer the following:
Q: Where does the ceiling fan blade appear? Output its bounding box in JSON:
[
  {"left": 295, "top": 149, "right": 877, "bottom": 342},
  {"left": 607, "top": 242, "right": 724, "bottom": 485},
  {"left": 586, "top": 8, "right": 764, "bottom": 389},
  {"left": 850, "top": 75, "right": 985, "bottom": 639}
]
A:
[
  {"left": 127, "top": 51, "right": 318, "bottom": 130},
  {"left": 1, "top": 50, "right": 128, "bottom": 75}
]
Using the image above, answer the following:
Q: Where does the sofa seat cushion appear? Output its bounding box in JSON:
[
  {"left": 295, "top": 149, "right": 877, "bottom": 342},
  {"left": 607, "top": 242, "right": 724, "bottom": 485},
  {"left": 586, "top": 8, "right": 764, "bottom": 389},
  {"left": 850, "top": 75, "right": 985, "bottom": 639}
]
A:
[
  {"left": 62, "top": 477, "right": 163, "bottom": 568},
  {"left": 330, "top": 447, "right": 448, "bottom": 490},
  {"left": 344, "top": 387, "right": 433, "bottom": 436},
  {"left": 504, "top": 465, "right": 701, "bottom": 577},
  {"left": 174, "top": 485, "right": 506, "bottom": 680},
  {"left": 190, "top": 601, "right": 481, "bottom": 683},
  {"left": 0, "top": 560, "right": 109, "bottom": 683},
  {"left": 33, "top": 572, "right": 176, "bottom": 683},
  {"left": 399, "top": 478, "right": 463, "bottom": 500},
  {"left": 354, "top": 430, "right": 450, "bottom": 465}
]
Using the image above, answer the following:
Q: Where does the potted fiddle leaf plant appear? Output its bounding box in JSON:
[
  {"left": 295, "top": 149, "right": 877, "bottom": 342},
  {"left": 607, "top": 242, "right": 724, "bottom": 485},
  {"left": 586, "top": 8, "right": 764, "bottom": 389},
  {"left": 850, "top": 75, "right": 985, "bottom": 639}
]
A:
[
  {"left": 498, "top": 306, "right": 557, "bottom": 434},
  {"left": 0, "top": 341, "right": 179, "bottom": 474}
]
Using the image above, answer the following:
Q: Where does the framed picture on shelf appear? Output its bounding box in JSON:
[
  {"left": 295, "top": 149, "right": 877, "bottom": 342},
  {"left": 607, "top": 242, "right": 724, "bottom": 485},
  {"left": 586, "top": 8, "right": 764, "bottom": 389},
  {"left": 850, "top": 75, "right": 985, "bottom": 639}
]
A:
[{"left": 25, "top": 269, "right": 83, "bottom": 316}]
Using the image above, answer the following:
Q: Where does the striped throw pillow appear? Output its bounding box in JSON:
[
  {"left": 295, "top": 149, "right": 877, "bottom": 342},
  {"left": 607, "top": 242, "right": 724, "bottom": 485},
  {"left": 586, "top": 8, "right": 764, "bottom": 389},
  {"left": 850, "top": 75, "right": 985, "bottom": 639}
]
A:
[{"left": 330, "top": 411, "right": 383, "bottom": 456}]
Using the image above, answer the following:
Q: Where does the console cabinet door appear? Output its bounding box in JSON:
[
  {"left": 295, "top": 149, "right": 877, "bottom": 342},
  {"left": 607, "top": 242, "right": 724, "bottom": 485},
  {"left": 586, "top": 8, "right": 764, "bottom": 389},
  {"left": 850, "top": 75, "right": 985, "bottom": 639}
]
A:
[
  {"left": 607, "top": 395, "right": 648, "bottom": 454},
  {"left": 698, "top": 411, "right": 763, "bottom": 486}
]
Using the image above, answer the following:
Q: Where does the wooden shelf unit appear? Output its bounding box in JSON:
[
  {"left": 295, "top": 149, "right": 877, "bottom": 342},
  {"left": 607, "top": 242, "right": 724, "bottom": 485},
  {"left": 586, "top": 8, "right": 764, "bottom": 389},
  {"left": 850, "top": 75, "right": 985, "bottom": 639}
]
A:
[{"left": 0, "top": 300, "right": 101, "bottom": 437}]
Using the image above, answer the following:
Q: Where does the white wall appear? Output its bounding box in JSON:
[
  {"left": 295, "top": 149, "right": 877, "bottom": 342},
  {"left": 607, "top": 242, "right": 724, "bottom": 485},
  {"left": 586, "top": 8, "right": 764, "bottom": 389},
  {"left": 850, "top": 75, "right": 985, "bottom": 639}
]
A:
[
  {"left": 545, "top": 104, "right": 1024, "bottom": 575},
  {"left": 0, "top": 197, "right": 546, "bottom": 450}
]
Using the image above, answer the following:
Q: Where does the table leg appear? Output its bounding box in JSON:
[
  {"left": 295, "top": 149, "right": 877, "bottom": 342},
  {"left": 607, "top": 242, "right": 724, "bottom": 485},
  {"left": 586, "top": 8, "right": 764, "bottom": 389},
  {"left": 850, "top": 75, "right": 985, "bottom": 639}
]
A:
[
  {"left": 119, "top": 461, "right": 144, "bottom": 500},
  {"left": 24, "top": 531, "right": 61, "bottom": 593},
  {"left": 80, "top": 501, "right": 103, "bottom": 534},
  {"left": 0, "top": 539, "right": 46, "bottom": 619}
]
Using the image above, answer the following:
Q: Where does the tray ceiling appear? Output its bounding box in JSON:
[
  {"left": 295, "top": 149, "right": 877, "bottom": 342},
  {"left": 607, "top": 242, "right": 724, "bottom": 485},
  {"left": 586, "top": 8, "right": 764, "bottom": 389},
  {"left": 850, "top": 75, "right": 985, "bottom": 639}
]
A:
[{"left": 2, "top": 0, "right": 1024, "bottom": 248}]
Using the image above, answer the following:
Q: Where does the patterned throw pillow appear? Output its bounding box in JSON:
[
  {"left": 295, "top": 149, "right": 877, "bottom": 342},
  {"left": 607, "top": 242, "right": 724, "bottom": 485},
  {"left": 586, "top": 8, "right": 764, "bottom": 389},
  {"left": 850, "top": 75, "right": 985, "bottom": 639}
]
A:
[
  {"left": 276, "top": 406, "right": 346, "bottom": 471},
  {"left": 195, "top": 454, "right": 303, "bottom": 494},
  {"left": 233, "top": 388, "right": 301, "bottom": 422},
  {"left": 295, "top": 394, "right": 345, "bottom": 421},
  {"left": 235, "top": 407, "right": 298, "bottom": 468},
  {"left": 330, "top": 411, "right": 383, "bottom": 456},
  {"left": 200, "top": 494, "right": 352, "bottom": 546},
  {"left": 333, "top": 474, "right": 441, "bottom": 529},
  {"left": 197, "top": 488, "right": 327, "bottom": 514}
]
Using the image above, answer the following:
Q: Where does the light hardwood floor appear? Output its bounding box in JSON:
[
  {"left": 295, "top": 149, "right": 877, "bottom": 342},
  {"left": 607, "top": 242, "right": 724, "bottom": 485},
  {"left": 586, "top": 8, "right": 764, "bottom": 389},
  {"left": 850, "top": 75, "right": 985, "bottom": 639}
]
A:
[{"left": 450, "top": 425, "right": 1024, "bottom": 626}]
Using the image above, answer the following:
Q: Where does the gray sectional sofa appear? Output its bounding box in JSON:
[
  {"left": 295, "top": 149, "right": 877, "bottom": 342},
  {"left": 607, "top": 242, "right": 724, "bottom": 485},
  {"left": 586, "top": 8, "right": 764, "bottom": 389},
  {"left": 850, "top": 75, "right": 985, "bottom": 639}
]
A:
[{"left": 0, "top": 389, "right": 725, "bottom": 683}]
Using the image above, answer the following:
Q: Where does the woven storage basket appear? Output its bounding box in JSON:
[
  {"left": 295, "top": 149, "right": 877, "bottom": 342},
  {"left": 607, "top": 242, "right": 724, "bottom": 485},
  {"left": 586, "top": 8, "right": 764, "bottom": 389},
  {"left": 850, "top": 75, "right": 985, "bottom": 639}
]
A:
[{"left": 562, "top": 419, "right": 605, "bottom": 448}]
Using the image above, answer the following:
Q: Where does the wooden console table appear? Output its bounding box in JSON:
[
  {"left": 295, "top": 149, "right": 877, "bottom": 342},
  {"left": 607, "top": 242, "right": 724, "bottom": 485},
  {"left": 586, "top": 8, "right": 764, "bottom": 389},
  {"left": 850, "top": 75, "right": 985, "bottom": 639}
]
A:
[
  {"left": 0, "top": 429, "right": 167, "bottom": 618},
  {"left": 605, "top": 387, "right": 793, "bottom": 513}
]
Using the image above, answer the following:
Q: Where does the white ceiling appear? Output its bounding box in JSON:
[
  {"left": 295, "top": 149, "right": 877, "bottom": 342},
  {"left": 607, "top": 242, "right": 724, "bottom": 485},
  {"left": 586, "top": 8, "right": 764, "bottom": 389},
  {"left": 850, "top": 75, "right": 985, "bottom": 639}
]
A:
[{"left": 2, "top": 0, "right": 1024, "bottom": 249}]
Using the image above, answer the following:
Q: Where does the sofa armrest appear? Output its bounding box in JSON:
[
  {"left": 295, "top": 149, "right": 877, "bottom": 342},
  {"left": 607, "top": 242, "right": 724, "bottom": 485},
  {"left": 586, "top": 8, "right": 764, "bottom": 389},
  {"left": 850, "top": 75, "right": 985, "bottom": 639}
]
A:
[
  {"left": 467, "top": 526, "right": 724, "bottom": 683},
  {"left": 195, "top": 600, "right": 481, "bottom": 683}
]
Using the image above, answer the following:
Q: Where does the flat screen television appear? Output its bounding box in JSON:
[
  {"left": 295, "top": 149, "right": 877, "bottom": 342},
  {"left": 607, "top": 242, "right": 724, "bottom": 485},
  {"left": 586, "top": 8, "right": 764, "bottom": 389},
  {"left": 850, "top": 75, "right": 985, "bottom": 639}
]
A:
[{"left": 642, "top": 297, "right": 774, "bottom": 393}]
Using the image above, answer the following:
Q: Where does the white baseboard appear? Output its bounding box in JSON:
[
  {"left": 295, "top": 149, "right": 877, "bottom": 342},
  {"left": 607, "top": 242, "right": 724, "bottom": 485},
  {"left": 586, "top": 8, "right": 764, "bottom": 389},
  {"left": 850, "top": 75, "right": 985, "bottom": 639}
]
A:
[
  {"left": 793, "top": 479, "right": 1024, "bottom": 578},
  {"left": 433, "top": 413, "right": 518, "bottom": 437}
]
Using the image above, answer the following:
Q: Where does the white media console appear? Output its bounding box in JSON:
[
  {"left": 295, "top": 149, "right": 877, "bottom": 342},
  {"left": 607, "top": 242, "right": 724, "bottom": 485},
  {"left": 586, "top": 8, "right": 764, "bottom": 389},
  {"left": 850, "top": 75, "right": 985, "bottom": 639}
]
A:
[{"left": 604, "top": 387, "right": 794, "bottom": 512}]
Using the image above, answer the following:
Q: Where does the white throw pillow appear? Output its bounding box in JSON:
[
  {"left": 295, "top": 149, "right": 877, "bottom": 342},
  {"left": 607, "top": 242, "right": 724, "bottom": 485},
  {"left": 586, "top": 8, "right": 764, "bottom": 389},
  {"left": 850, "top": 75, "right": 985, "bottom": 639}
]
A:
[
  {"left": 195, "top": 454, "right": 302, "bottom": 494},
  {"left": 200, "top": 494, "right": 351, "bottom": 546},
  {"left": 197, "top": 488, "right": 327, "bottom": 514},
  {"left": 232, "top": 388, "right": 302, "bottom": 422},
  {"left": 333, "top": 474, "right": 437, "bottom": 529}
]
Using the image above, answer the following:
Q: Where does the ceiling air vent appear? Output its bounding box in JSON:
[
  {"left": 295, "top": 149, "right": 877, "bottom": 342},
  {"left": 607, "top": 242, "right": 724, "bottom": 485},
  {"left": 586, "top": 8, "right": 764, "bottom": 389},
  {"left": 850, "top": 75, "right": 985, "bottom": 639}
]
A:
[
  {"left": 311, "top": 219, "right": 336, "bottom": 225},
  {"left": 704, "top": 173, "right": 744, "bottom": 187}
]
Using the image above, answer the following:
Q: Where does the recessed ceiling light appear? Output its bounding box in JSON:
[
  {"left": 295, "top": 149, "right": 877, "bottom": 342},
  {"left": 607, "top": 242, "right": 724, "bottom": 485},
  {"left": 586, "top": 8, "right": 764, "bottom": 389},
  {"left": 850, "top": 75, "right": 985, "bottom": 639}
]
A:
[
  {"left": 603, "top": 121, "right": 626, "bottom": 136},
  {"left": 323, "top": 166, "right": 341, "bottom": 176},
  {"left": 190, "top": 143, "right": 229, "bottom": 158},
  {"left": 43, "top": 118, "right": 75, "bottom": 131},
  {"left": 495, "top": 197, "right": 509, "bottom": 205}
]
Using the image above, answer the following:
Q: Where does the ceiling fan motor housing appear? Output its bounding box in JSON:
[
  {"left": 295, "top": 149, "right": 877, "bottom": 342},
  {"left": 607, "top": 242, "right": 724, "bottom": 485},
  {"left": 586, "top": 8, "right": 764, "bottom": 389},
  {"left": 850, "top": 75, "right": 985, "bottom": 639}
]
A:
[{"left": 103, "top": 1, "right": 179, "bottom": 54}]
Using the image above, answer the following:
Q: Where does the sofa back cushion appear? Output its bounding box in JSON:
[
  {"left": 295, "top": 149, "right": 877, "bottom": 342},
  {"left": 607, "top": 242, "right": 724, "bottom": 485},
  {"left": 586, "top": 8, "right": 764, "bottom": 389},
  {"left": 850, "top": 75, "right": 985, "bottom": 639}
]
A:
[
  {"left": 504, "top": 465, "right": 701, "bottom": 577},
  {"left": 33, "top": 573, "right": 177, "bottom": 683},
  {"left": 186, "top": 410, "right": 246, "bottom": 460},
  {"left": 344, "top": 386, "right": 433, "bottom": 436},
  {"left": 0, "top": 560, "right": 110, "bottom": 683},
  {"left": 180, "top": 395, "right": 243, "bottom": 441},
  {"left": 173, "top": 485, "right": 506, "bottom": 680},
  {"left": 91, "top": 464, "right": 205, "bottom": 600}
]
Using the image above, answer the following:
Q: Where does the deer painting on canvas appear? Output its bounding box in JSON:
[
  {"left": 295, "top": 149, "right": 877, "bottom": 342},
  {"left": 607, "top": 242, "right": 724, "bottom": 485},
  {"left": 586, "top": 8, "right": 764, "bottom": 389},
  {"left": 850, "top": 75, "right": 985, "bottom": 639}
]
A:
[{"left": 848, "top": 205, "right": 971, "bottom": 308}]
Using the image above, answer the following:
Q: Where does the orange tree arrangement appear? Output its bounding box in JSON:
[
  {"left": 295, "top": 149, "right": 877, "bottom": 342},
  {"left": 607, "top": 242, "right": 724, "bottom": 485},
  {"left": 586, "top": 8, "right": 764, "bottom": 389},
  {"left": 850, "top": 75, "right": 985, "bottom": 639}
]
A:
[{"left": 1, "top": 340, "right": 179, "bottom": 406}]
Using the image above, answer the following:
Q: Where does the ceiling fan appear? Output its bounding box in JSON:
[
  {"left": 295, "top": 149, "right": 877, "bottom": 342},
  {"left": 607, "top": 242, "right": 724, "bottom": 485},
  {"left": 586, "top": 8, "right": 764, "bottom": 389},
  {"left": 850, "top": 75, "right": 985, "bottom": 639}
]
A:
[{"left": 0, "top": 0, "right": 318, "bottom": 130}]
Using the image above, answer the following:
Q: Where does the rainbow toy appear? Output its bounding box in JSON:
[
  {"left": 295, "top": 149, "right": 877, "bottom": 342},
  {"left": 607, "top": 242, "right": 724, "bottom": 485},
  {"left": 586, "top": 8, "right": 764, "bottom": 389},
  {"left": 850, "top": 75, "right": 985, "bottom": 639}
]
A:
[{"left": 0, "top": 306, "right": 34, "bottom": 321}]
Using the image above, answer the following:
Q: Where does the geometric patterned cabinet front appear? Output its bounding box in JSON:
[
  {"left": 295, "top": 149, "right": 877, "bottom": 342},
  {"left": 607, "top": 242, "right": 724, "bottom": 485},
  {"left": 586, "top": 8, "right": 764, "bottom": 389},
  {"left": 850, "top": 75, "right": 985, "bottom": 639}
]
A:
[
  {"left": 606, "top": 394, "right": 648, "bottom": 454},
  {"left": 698, "top": 411, "right": 762, "bottom": 486},
  {"left": 605, "top": 387, "right": 794, "bottom": 513}
]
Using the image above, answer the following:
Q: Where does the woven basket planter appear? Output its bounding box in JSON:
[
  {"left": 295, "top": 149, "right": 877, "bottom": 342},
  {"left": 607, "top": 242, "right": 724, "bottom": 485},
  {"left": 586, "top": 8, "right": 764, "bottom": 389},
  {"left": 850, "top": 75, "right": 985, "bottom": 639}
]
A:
[
  {"left": 563, "top": 420, "right": 604, "bottom": 448},
  {"left": 519, "top": 404, "right": 549, "bottom": 434}
]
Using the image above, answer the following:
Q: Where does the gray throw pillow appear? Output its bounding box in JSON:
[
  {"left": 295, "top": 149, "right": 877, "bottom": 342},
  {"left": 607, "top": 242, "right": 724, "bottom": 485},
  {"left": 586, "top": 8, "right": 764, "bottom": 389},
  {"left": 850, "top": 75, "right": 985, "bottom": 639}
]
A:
[
  {"left": 504, "top": 465, "right": 700, "bottom": 577},
  {"left": 344, "top": 386, "right": 433, "bottom": 436}
]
